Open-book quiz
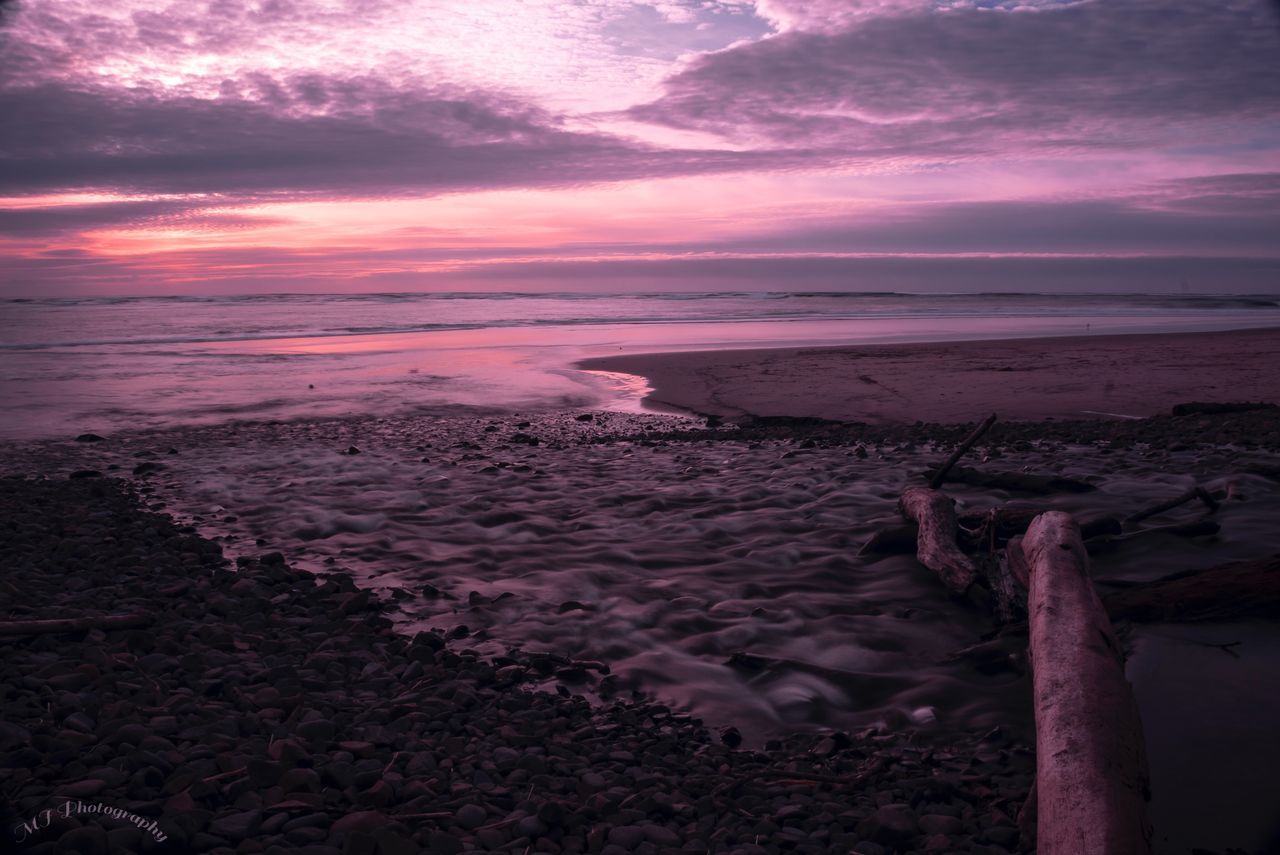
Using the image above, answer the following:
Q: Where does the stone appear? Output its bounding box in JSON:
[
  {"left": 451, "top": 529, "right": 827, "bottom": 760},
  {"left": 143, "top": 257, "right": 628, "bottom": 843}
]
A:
[
  {"left": 919, "top": 814, "right": 963, "bottom": 835},
  {"left": 427, "top": 830, "right": 464, "bottom": 854},
  {"left": 295, "top": 716, "right": 335, "bottom": 742},
  {"left": 455, "top": 804, "right": 487, "bottom": 829},
  {"left": 374, "top": 829, "right": 417, "bottom": 855},
  {"left": 330, "top": 811, "right": 388, "bottom": 837},
  {"left": 607, "top": 825, "right": 646, "bottom": 849},
  {"left": 56, "top": 826, "right": 109, "bottom": 855},
  {"left": 208, "top": 809, "right": 262, "bottom": 841},
  {"left": 342, "top": 830, "right": 377, "bottom": 855},
  {"left": 872, "top": 804, "right": 918, "bottom": 847}
]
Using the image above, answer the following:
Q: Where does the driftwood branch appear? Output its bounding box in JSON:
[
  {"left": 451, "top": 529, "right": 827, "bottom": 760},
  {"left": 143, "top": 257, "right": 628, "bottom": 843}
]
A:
[
  {"left": 0, "top": 613, "right": 153, "bottom": 637},
  {"left": 971, "top": 509, "right": 1027, "bottom": 623},
  {"left": 898, "top": 487, "right": 977, "bottom": 594},
  {"left": 1088, "top": 520, "right": 1221, "bottom": 556},
  {"left": 929, "top": 413, "right": 997, "bottom": 489},
  {"left": 1124, "top": 486, "right": 1219, "bottom": 526},
  {"left": 958, "top": 508, "right": 1121, "bottom": 542},
  {"left": 1022, "top": 512, "right": 1152, "bottom": 854},
  {"left": 929, "top": 465, "right": 1096, "bottom": 495}
]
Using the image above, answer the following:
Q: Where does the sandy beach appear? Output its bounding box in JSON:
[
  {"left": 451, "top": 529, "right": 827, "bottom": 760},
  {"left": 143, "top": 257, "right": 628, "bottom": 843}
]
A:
[
  {"left": 581, "top": 327, "right": 1280, "bottom": 423},
  {"left": 4, "top": 327, "right": 1280, "bottom": 853}
]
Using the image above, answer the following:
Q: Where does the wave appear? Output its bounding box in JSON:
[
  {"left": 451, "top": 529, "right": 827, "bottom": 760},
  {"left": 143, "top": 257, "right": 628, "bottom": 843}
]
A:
[{"left": 5, "top": 289, "right": 1278, "bottom": 307}]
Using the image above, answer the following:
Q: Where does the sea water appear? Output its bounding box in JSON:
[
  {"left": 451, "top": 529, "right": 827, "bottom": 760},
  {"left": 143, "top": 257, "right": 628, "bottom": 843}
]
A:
[{"left": 2, "top": 290, "right": 1277, "bottom": 439}]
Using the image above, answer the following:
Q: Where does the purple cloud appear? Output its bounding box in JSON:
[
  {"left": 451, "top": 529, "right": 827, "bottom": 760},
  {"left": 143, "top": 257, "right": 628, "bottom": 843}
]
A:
[{"left": 631, "top": 0, "right": 1280, "bottom": 153}]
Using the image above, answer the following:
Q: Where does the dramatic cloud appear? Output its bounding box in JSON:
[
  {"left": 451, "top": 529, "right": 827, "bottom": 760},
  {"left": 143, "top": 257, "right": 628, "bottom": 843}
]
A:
[
  {"left": 1, "top": 0, "right": 1278, "bottom": 294},
  {"left": 632, "top": 0, "right": 1280, "bottom": 153},
  {"left": 0, "top": 77, "right": 803, "bottom": 201}
]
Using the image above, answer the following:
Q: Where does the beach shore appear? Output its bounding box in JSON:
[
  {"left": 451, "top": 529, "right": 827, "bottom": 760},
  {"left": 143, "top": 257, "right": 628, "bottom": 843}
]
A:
[
  {"left": 5, "top": 326, "right": 1280, "bottom": 853},
  {"left": 580, "top": 327, "right": 1280, "bottom": 423}
]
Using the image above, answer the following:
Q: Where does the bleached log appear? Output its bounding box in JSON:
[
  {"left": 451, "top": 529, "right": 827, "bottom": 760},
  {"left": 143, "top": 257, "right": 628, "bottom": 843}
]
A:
[
  {"left": 0, "top": 613, "right": 152, "bottom": 637},
  {"left": 898, "top": 487, "right": 977, "bottom": 594},
  {"left": 1022, "top": 512, "right": 1152, "bottom": 855}
]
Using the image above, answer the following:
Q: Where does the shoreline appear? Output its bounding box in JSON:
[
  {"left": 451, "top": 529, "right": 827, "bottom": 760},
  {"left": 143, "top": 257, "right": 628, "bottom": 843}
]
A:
[
  {"left": 5, "top": 344, "right": 1280, "bottom": 851},
  {"left": 579, "top": 326, "right": 1280, "bottom": 424}
]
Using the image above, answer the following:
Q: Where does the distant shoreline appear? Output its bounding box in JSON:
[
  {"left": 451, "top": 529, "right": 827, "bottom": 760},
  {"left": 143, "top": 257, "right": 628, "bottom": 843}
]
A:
[{"left": 579, "top": 325, "right": 1280, "bottom": 424}]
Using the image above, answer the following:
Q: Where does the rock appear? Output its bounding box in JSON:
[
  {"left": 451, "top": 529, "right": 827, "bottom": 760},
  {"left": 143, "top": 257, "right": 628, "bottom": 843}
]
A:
[
  {"left": 871, "top": 804, "right": 918, "bottom": 847},
  {"left": 69, "top": 470, "right": 102, "bottom": 479},
  {"left": 330, "top": 811, "right": 388, "bottom": 837},
  {"left": 297, "top": 719, "right": 335, "bottom": 745},
  {"left": 208, "top": 809, "right": 262, "bottom": 841},
  {"left": 59, "top": 778, "right": 107, "bottom": 797},
  {"left": 608, "top": 825, "right": 646, "bottom": 849},
  {"left": 719, "top": 726, "right": 742, "bottom": 748},
  {"left": 427, "top": 830, "right": 464, "bottom": 854},
  {"left": 374, "top": 828, "right": 418, "bottom": 855},
  {"left": 75, "top": 433, "right": 105, "bottom": 442},
  {"left": 983, "top": 824, "right": 1020, "bottom": 847},
  {"left": 919, "top": 814, "right": 963, "bottom": 835},
  {"left": 55, "top": 826, "right": 109, "bottom": 855},
  {"left": 455, "top": 804, "right": 487, "bottom": 829},
  {"left": 342, "top": 830, "right": 377, "bottom": 855},
  {"left": 280, "top": 767, "right": 322, "bottom": 794},
  {"left": 643, "top": 824, "right": 681, "bottom": 846}
]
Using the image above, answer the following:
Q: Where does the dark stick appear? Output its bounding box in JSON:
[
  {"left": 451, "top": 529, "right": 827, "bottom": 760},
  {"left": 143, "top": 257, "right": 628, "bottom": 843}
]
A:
[
  {"left": 1124, "top": 486, "right": 1219, "bottom": 526},
  {"left": 929, "top": 413, "right": 997, "bottom": 489},
  {"left": 0, "top": 613, "right": 152, "bottom": 636}
]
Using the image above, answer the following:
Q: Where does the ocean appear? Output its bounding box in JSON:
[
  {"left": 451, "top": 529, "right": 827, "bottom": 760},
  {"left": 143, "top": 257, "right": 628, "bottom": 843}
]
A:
[{"left": 2, "top": 290, "right": 1277, "bottom": 439}]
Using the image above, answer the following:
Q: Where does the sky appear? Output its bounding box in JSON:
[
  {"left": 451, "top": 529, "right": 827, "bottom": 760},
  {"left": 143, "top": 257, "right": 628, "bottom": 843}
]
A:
[{"left": 1, "top": 0, "right": 1279, "bottom": 295}]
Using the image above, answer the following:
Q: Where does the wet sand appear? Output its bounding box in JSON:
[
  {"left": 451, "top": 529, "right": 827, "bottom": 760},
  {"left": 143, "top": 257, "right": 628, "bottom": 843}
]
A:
[{"left": 580, "top": 327, "right": 1280, "bottom": 423}]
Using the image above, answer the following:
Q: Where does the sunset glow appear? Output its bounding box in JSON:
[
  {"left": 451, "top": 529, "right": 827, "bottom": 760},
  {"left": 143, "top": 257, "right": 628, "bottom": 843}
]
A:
[{"left": 2, "top": 0, "right": 1278, "bottom": 294}]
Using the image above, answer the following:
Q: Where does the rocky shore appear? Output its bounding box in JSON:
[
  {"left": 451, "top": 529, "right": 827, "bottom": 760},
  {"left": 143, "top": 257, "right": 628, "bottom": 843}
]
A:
[{"left": 1, "top": 476, "right": 1034, "bottom": 855}]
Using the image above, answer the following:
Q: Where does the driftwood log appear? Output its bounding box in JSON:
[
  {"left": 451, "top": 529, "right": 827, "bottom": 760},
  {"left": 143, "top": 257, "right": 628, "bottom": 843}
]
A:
[
  {"left": 1103, "top": 554, "right": 1280, "bottom": 623},
  {"left": 929, "top": 413, "right": 997, "bottom": 489},
  {"left": 897, "top": 486, "right": 977, "bottom": 594},
  {"left": 1022, "top": 512, "right": 1152, "bottom": 854},
  {"left": 929, "top": 465, "right": 1096, "bottom": 495},
  {"left": 1170, "top": 400, "right": 1276, "bottom": 416},
  {"left": 0, "top": 613, "right": 153, "bottom": 637}
]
